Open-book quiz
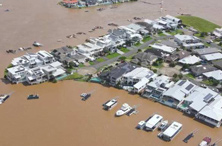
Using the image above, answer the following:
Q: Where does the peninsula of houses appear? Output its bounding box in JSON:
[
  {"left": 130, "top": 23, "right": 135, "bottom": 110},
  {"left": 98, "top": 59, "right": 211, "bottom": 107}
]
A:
[
  {"left": 4, "top": 14, "right": 222, "bottom": 128},
  {"left": 60, "top": 0, "right": 136, "bottom": 9}
]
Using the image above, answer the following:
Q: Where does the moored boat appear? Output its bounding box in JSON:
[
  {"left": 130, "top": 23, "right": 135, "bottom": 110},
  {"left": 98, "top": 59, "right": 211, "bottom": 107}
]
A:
[
  {"left": 144, "top": 114, "right": 163, "bottom": 131},
  {"left": 136, "top": 120, "right": 145, "bottom": 129},
  {"left": 158, "top": 120, "right": 168, "bottom": 131},
  {"left": 115, "top": 103, "right": 132, "bottom": 117},
  {"left": 81, "top": 93, "right": 91, "bottom": 101},
  {"left": 33, "top": 41, "right": 43, "bottom": 47},
  {"left": 103, "top": 98, "right": 118, "bottom": 110},
  {"left": 0, "top": 94, "right": 10, "bottom": 104},
  {"left": 27, "top": 94, "right": 39, "bottom": 100},
  {"left": 199, "top": 137, "right": 211, "bottom": 146}
]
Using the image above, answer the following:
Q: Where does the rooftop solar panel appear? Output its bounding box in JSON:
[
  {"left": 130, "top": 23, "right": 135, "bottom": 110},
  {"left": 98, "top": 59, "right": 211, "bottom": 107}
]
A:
[
  {"left": 185, "top": 84, "right": 194, "bottom": 91},
  {"left": 178, "top": 80, "right": 186, "bottom": 86}
]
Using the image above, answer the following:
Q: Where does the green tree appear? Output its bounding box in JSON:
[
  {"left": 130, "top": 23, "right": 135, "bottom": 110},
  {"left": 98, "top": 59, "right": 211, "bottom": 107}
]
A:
[{"left": 173, "top": 74, "right": 178, "bottom": 78}]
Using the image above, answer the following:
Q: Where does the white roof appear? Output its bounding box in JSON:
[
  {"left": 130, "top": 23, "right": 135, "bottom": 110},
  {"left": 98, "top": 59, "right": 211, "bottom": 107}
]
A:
[
  {"left": 127, "top": 23, "right": 143, "bottom": 31},
  {"left": 163, "top": 80, "right": 197, "bottom": 102},
  {"left": 158, "top": 20, "right": 168, "bottom": 25},
  {"left": 163, "top": 121, "right": 182, "bottom": 137},
  {"left": 179, "top": 55, "right": 201, "bottom": 64},
  {"left": 186, "top": 87, "right": 219, "bottom": 112},
  {"left": 147, "top": 75, "right": 172, "bottom": 89},
  {"left": 133, "top": 77, "right": 149, "bottom": 90},
  {"left": 118, "top": 26, "right": 136, "bottom": 34},
  {"left": 183, "top": 42, "right": 204, "bottom": 48},
  {"left": 50, "top": 61, "right": 62, "bottom": 68},
  {"left": 153, "top": 24, "right": 165, "bottom": 29},
  {"left": 145, "top": 114, "right": 163, "bottom": 128},
  {"left": 37, "top": 50, "right": 53, "bottom": 58},
  {"left": 52, "top": 68, "right": 65, "bottom": 77},
  {"left": 150, "top": 43, "right": 176, "bottom": 54},
  {"left": 203, "top": 70, "right": 222, "bottom": 81},
  {"left": 7, "top": 65, "right": 27, "bottom": 74},
  {"left": 199, "top": 97, "right": 222, "bottom": 121},
  {"left": 175, "top": 34, "right": 199, "bottom": 41},
  {"left": 202, "top": 53, "right": 222, "bottom": 61},
  {"left": 165, "top": 15, "right": 181, "bottom": 23},
  {"left": 123, "top": 67, "right": 154, "bottom": 79},
  {"left": 144, "top": 19, "right": 154, "bottom": 25}
]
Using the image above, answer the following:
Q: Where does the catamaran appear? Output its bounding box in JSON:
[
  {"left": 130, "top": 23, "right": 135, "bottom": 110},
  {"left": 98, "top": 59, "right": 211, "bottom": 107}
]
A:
[
  {"left": 103, "top": 98, "right": 118, "bottom": 110},
  {"left": 115, "top": 103, "right": 132, "bottom": 117},
  {"left": 144, "top": 114, "right": 163, "bottom": 131}
]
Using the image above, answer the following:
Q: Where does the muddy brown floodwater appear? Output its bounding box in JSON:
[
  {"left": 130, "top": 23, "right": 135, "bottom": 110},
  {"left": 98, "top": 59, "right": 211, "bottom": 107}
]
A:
[{"left": 0, "top": 0, "right": 222, "bottom": 146}]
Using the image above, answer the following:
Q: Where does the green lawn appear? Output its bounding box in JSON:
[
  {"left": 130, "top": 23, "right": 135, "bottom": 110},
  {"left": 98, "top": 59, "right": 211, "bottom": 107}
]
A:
[
  {"left": 78, "top": 63, "right": 85, "bottom": 67},
  {"left": 142, "top": 36, "right": 152, "bottom": 43},
  {"left": 134, "top": 42, "right": 142, "bottom": 47},
  {"left": 158, "top": 32, "right": 166, "bottom": 37},
  {"left": 202, "top": 80, "right": 214, "bottom": 86},
  {"left": 168, "top": 29, "right": 184, "bottom": 35},
  {"left": 106, "top": 53, "right": 120, "bottom": 59},
  {"left": 185, "top": 73, "right": 195, "bottom": 79},
  {"left": 89, "top": 61, "right": 95, "bottom": 65},
  {"left": 96, "top": 57, "right": 105, "bottom": 62},
  {"left": 63, "top": 72, "right": 83, "bottom": 80},
  {"left": 177, "top": 15, "right": 220, "bottom": 32},
  {"left": 119, "top": 47, "right": 130, "bottom": 53}
]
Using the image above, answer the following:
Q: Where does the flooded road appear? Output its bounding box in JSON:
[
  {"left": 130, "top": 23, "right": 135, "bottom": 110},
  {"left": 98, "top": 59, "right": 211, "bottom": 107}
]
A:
[{"left": 0, "top": 0, "right": 222, "bottom": 145}]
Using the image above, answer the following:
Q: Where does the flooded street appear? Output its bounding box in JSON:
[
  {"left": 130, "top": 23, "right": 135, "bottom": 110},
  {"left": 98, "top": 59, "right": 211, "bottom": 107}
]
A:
[{"left": 0, "top": 0, "right": 222, "bottom": 145}]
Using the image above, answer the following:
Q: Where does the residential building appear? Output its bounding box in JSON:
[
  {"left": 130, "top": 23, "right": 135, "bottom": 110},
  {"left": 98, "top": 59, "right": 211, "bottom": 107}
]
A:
[
  {"left": 193, "top": 47, "right": 220, "bottom": 56},
  {"left": 150, "top": 43, "right": 176, "bottom": 54},
  {"left": 127, "top": 23, "right": 149, "bottom": 36},
  {"left": 131, "top": 52, "right": 158, "bottom": 66},
  {"left": 99, "top": 62, "right": 137, "bottom": 86},
  {"left": 161, "top": 80, "right": 197, "bottom": 108},
  {"left": 177, "top": 87, "right": 219, "bottom": 114},
  {"left": 174, "top": 34, "right": 204, "bottom": 49},
  {"left": 142, "top": 75, "right": 174, "bottom": 100},
  {"left": 7, "top": 66, "right": 28, "bottom": 84},
  {"left": 178, "top": 55, "right": 201, "bottom": 65},
  {"left": 145, "top": 49, "right": 170, "bottom": 59},
  {"left": 121, "top": 67, "right": 157, "bottom": 86},
  {"left": 203, "top": 70, "right": 222, "bottom": 82},
  {"left": 190, "top": 64, "right": 217, "bottom": 77},
  {"left": 166, "top": 50, "right": 191, "bottom": 62},
  {"left": 213, "top": 28, "right": 222, "bottom": 38},
  {"left": 201, "top": 53, "right": 222, "bottom": 61},
  {"left": 213, "top": 60, "right": 222, "bottom": 70},
  {"left": 195, "top": 96, "right": 222, "bottom": 127}
]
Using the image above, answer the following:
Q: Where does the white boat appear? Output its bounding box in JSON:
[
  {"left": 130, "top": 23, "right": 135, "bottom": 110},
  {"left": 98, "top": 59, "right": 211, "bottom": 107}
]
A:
[
  {"left": 144, "top": 114, "right": 163, "bottom": 131},
  {"left": 158, "top": 121, "right": 183, "bottom": 141},
  {"left": 33, "top": 41, "right": 43, "bottom": 47},
  {"left": 0, "top": 94, "right": 10, "bottom": 104},
  {"left": 158, "top": 120, "right": 168, "bottom": 131},
  {"left": 199, "top": 137, "right": 211, "bottom": 146},
  {"left": 103, "top": 98, "right": 118, "bottom": 110},
  {"left": 115, "top": 103, "right": 132, "bottom": 117},
  {"left": 137, "top": 120, "right": 145, "bottom": 129}
]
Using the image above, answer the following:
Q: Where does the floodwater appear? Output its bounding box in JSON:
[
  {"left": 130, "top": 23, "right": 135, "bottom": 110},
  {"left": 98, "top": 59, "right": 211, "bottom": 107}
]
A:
[{"left": 0, "top": 0, "right": 222, "bottom": 145}]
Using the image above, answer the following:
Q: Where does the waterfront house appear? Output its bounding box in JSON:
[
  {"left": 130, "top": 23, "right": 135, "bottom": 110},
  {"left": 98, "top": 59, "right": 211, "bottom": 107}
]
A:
[
  {"left": 131, "top": 52, "right": 158, "bottom": 66},
  {"left": 121, "top": 67, "right": 156, "bottom": 86},
  {"left": 177, "top": 87, "right": 219, "bottom": 115},
  {"left": 7, "top": 66, "right": 28, "bottom": 84},
  {"left": 150, "top": 43, "right": 176, "bottom": 54},
  {"left": 142, "top": 75, "right": 174, "bottom": 100},
  {"left": 165, "top": 50, "right": 191, "bottom": 62},
  {"left": 26, "top": 67, "right": 47, "bottom": 85},
  {"left": 195, "top": 96, "right": 222, "bottom": 127},
  {"left": 203, "top": 70, "right": 222, "bottom": 82},
  {"left": 135, "top": 22, "right": 154, "bottom": 34},
  {"left": 99, "top": 62, "right": 137, "bottom": 86},
  {"left": 127, "top": 23, "right": 149, "bottom": 36},
  {"left": 37, "top": 50, "right": 55, "bottom": 65},
  {"left": 190, "top": 64, "right": 217, "bottom": 77},
  {"left": 213, "top": 28, "right": 222, "bottom": 38},
  {"left": 161, "top": 80, "right": 197, "bottom": 108},
  {"left": 174, "top": 34, "right": 204, "bottom": 49},
  {"left": 178, "top": 55, "right": 201, "bottom": 65}
]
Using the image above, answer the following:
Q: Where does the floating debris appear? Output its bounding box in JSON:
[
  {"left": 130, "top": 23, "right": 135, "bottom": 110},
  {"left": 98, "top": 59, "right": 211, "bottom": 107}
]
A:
[{"left": 108, "top": 23, "right": 118, "bottom": 27}]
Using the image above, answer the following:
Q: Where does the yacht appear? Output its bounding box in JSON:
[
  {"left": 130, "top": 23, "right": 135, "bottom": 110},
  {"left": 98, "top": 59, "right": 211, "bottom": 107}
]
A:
[
  {"left": 158, "top": 120, "right": 168, "bottom": 131},
  {"left": 103, "top": 98, "right": 118, "bottom": 110},
  {"left": 115, "top": 103, "right": 132, "bottom": 117},
  {"left": 33, "top": 41, "right": 43, "bottom": 47},
  {"left": 0, "top": 94, "right": 10, "bottom": 104},
  {"left": 199, "top": 137, "right": 211, "bottom": 146}
]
